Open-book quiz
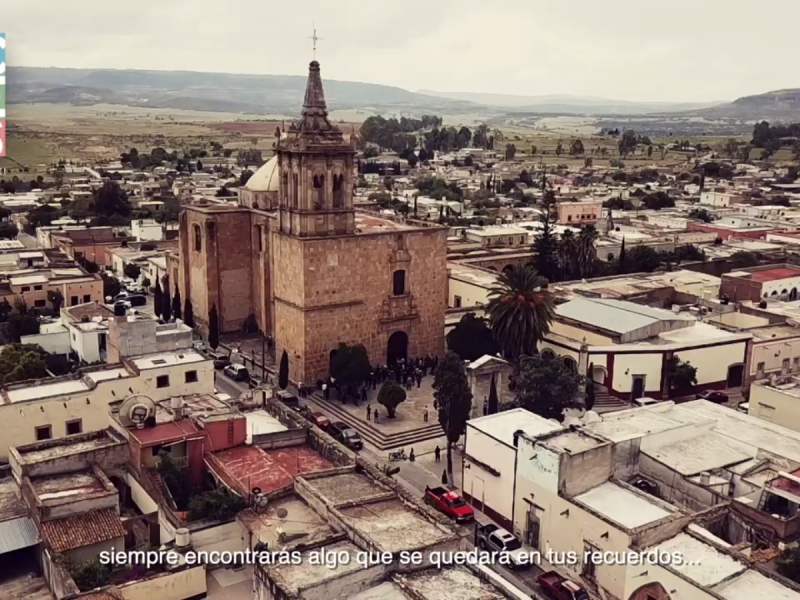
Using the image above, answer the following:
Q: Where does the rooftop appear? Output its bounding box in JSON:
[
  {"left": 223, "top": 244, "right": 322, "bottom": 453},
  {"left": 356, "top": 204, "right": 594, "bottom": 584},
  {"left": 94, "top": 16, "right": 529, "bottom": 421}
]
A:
[
  {"left": 131, "top": 350, "right": 206, "bottom": 370},
  {"left": 5, "top": 379, "right": 89, "bottom": 403},
  {"left": 266, "top": 541, "right": 363, "bottom": 595},
  {"left": 574, "top": 482, "right": 673, "bottom": 529},
  {"left": 556, "top": 297, "right": 694, "bottom": 336},
  {"left": 468, "top": 408, "right": 562, "bottom": 447},
  {"left": 16, "top": 429, "right": 125, "bottom": 463},
  {"left": 305, "top": 471, "right": 392, "bottom": 506},
  {"left": 350, "top": 582, "right": 410, "bottom": 600},
  {"left": 750, "top": 267, "right": 800, "bottom": 283},
  {"left": 210, "top": 445, "right": 332, "bottom": 497},
  {"left": 355, "top": 212, "right": 416, "bottom": 233},
  {"left": 711, "top": 569, "right": 800, "bottom": 600},
  {"left": 642, "top": 431, "right": 756, "bottom": 476},
  {"left": 40, "top": 507, "right": 125, "bottom": 552},
  {"left": 652, "top": 533, "right": 745, "bottom": 587},
  {"left": 395, "top": 567, "right": 508, "bottom": 599},
  {"left": 32, "top": 471, "right": 108, "bottom": 506},
  {"left": 238, "top": 496, "right": 332, "bottom": 549},
  {"left": 0, "top": 478, "right": 27, "bottom": 522}
]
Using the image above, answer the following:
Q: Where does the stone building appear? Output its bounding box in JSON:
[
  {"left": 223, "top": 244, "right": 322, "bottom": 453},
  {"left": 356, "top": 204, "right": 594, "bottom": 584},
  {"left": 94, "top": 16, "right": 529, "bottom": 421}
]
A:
[{"left": 178, "top": 61, "right": 447, "bottom": 382}]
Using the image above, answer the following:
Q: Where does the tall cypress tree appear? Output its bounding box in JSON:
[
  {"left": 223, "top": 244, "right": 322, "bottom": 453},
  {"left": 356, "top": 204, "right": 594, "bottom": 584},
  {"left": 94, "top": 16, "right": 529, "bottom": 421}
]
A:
[
  {"left": 488, "top": 373, "right": 499, "bottom": 415},
  {"left": 183, "top": 298, "right": 194, "bottom": 328},
  {"left": 172, "top": 284, "right": 182, "bottom": 321},
  {"left": 618, "top": 237, "right": 627, "bottom": 274},
  {"left": 532, "top": 173, "right": 559, "bottom": 283},
  {"left": 153, "top": 279, "right": 163, "bottom": 320},
  {"left": 161, "top": 276, "right": 171, "bottom": 322},
  {"left": 208, "top": 303, "right": 219, "bottom": 350},
  {"left": 278, "top": 350, "right": 289, "bottom": 390}
]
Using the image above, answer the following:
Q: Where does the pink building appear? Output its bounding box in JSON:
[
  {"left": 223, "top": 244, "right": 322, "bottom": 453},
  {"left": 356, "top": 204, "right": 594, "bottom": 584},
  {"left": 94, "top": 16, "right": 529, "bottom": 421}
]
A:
[{"left": 556, "top": 200, "right": 602, "bottom": 225}]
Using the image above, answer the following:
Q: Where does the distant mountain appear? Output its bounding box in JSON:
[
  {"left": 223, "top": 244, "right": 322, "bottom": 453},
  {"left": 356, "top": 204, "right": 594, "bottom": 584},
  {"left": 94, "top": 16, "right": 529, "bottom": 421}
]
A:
[
  {"left": 419, "top": 89, "right": 724, "bottom": 115},
  {"left": 6, "top": 67, "right": 479, "bottom": 115},
  {"left": 700, "top": 89, "right": 800, "bottom": 120}
]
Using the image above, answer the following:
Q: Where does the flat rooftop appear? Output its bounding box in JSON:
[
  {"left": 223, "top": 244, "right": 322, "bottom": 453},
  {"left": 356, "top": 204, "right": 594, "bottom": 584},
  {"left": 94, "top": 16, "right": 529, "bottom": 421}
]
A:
[
  {"left": 305, "top": 471, "right": 391, "bottom": 506},
  {"left": 266, "top": 541, "right": 363, "bottom": 595},
  {"left": 355, "top": 212, "right": 416, "bottom": 233},
  {"left": 556, "top": 297, "right": 694, "bottom": 335},
  {"left": 211, "top": 445, "right": 332, "bottom": 497},
  {"left": 338, "top": 498, "right": 453, "bottom": 553},
  {"left": 749, "top": 267, "right": 800, "bottom": 283},
  {"left": 395, "top": 567, "right": 508, "bottom": 599},
  {"left": 711, "top": 569, "right": 800, "bottom": 600},
  {"left": 32, "top": 471, "right": 107, "bottom": 506},
  {"left": 238, "top": 496, "right": 332, "bottom": 549},
  {"left": 653, "top": 533, "right": 744, "bottom": 587},
  {"left": 350, "top": 582, "right": 410, "bottom": 600},
  {"left": 131, "top": 350, "right": 206, "bottom": 370},
  {"left": 544, "top": 430, "right": 605, "bottom": 454},
  {"left": 16, "top": 430, "right": 123, "bottom": 463},
  {"left": 469, "top": 408, "right": 562, "bottom": 447},
  {"left": 5, "top": 379, "right": 89, "bottom": 403},
  {"left": 0, "top": 478, "right": 27, "bottom": 522},
  {"left": 643, "top": 431, "right": 756, "bottom": 476},
  {"left": 244, "top": 410, "right": 288, "bottom": 443},
  {"left": 574, "top": 482, "right": 673, "bottom": 529}
]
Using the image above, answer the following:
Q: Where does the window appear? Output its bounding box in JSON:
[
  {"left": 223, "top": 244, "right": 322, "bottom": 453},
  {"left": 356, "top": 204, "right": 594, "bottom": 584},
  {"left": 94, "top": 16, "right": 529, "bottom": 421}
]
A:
[
  {"left": 21, "top": 286, "right": 30, "bottom": 293},
  {"left": 757, "top": 361, "right": 765, "bottom": 374},
  {"left": 454, "top": 295, "right": 462, "bottom": 308},
  {"left": 392, "top": 270, "right": 406, "bottom": 296},
  {"left": 70, "top": 296, "right": 78, "bottom": 306},
  {"left": 82, "top": 294, "right": 90, "bottom": 303},
  {"left": 156, "top": 375, "right": 170, "bottom": 388},
  {"left": 185, "top": 370, "right": 198, "bottom": 383},
  {"left": 35, "top": 425, "right": 52, "bottom": 441},
  {"left": 333, "top": 173, "right": 345, "bottom": 208},
  {"left": 567, "top": 215, "right": 572, "bottom": 222},
  {"left": 794, "top": 357, "right": 799, "bottom": 371},
  {"left": 582, "top": 542, "right": 599, "bottom": 580},
  {"left": 34, "top": 299, "right": 46, "bottom": 308},
  {"left": 256, "top": 226, "right": 263, "bottom": 252},
  {"left": 193, "top": 224, "right": 202, "bottom": 252},
  {"left": 66, "top": 419, "right": 82, "bottom": 435},
  {"left": 783, "top": 358, "right": 791, "bottom": 372},
  {"left": 34, "top": 285, "right": 43, "bottom": 291}
]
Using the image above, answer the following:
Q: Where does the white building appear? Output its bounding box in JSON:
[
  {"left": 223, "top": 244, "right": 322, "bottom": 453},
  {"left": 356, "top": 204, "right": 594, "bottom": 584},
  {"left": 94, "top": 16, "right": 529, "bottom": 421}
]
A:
[{"left": 130, "top": 218, "right": 164, "bottom": 241}]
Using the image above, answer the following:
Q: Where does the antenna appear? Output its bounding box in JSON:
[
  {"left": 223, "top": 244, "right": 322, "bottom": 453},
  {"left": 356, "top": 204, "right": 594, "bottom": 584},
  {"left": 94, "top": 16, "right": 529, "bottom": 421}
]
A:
[{"left": 308, "top": 24, "right": 323, "bottom": 60}]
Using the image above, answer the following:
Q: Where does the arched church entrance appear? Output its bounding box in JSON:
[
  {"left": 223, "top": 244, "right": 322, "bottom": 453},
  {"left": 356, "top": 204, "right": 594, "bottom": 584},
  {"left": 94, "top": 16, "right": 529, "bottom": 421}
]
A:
[
  {"left": 387, "top": 331, "right": 409, "bottom": 366},
  {"left": 628, "top": 582, "right": 671, "bottom": 600},
  {"left": 727, "top": 363, "right": 744, "bottom": 388}
]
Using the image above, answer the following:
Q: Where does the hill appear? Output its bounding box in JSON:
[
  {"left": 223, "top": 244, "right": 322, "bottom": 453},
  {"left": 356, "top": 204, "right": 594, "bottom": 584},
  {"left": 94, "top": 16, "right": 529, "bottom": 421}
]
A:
[
  {"left": 700, "top": 89, "right": 800, "bottom": 120},
  {"left": 6, "top": 67, "right": 479, "bottom": 116},
  {"left": 419, "top": 89, "right": 723, "bottom": 114}
]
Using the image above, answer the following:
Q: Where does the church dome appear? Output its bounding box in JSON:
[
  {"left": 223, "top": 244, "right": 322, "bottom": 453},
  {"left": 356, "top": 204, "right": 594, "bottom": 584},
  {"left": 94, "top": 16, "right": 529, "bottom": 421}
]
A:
[{"left": 246, "top": 156, "right": 279, "bottom": 192}]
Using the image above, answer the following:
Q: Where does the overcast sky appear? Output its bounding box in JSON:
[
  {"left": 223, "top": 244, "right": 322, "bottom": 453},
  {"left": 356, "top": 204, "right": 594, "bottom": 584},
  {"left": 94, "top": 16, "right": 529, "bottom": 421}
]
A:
[{"left": 3, "top": 0, "right": 798, "bottom": 103}]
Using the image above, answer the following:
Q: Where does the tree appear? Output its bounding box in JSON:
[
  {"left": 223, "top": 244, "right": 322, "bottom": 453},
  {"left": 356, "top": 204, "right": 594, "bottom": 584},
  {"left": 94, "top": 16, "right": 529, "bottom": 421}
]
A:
[
  {"left": 487, "top": 374, "right": 499, "bottom": 415},
  {"left": 666, "top": 357, "right": 697, "bottom": 396},
  {"left": 569, "top": 139, "right": 585, "bottom": 155},
  {"left": 153, "top": 279, "right": 163, "bottom": 318},
  {"left": 505, "top": 143, "right": 517, "bottom": 161},
  {"left": 723, "top": 138, "right": 740, "bottom": 158},
  {"left": 123, "top": 263, "right": 141, "bottom": 281},
  {"left": 0, "top": 222, "right": 19, "bottom": 239},
  {"left": 208, "top": 304, "right": 219, "bottom": 350},
  {"left": 689, "top": 208, "right": 713, "bottom": 223},
  {"left": 557, "top": 229, "right": 579, "bottom": 281},
  {"left": 446, "top": 312, "right": 499, "bottom": 362},
  {"left": 216, "top": 187, "right": 234, "bottom": 197},
  {"left": 777, "top": 547, "right": 800, "bottom": 584},
  {"left": 0, "top": 344, "right": 49, "bottom": 384},
  {"left": 0, "top": 298, "right": 11, "bottom": 323},
  {"left": 585, "top": 367, "right": 596, "bottom": 411},
  {"left": 183, "top": 298, "right": 195, "bottom": 328},
  {"left": 161, "top": 276, "right": 172, "bottom": 322},
  {"left": 172, "top": 285, "right": 182, "bottom": 321},
  {"left": 377, "top": 380, "right": 406, "bottom": 418},
  {"left": 487, "top": 265, "right": 555, "bottom": 360},
  {"left": 278, "top": 350, "right": 289, "bottom": 390},
  {"left": 433, "top": 352, "right": 473, "bottom": 486},
  {"left": 48, "top": 290, "right": 64, "bottom": 314},
  {"left": 102, "top": 273, "right": 122, "bottom": 300},
  {"left": 94, "top": 180, "right": 131, "bottom": 217},
  {"left": 530, "top": 145, "right": 538, "bottom": 156},
  {"left": 363, "top": 145, "right": 380, "bottom": 159},
  {"left": 577, "top": 225, "right": 599, "bottom": 279},
  {"left": 555, "top": 141, "right": 563, "bottom": 157},
  {"left": 531, "top": 182, "right": 560, "bottom": 282},
  {"left": 407, "top": 153, "right": 419, "bottom": 168},
  {"left": 69, "top": 560, "right": 112, "bottom": 592},
  {"left": 626, "top": 246, "right": 661, "bottom": 273},
  {"left": 618, "top": 130, "right": 638, "bottom": 157},
  {"left": 515, "top": 354, "right": 583, "bottom": 421},
  {"left": 196, "top": 160, "right": 204, "bottom": 171},
  {"left": 618, "top": 237, "right": 627, "bottom": 274},
  {"left": 330, "top": 343, "right": 372, "bottom": 394},
  {"left": 730, "top": 251, "right": 760, "bottom": 268}
]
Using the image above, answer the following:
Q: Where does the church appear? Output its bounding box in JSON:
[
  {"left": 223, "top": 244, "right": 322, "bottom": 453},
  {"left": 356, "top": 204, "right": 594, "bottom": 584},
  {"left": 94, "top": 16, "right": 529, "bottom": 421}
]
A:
[{"left": 177, "top": 60, "right": 448, "bottom": 382}]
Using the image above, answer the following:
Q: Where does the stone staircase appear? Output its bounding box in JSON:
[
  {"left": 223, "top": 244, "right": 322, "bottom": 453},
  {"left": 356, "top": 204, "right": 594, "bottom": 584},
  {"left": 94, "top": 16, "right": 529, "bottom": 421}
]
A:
[
  {"left": 591, "top": 389, "right": 630, "bottom": 413},
  {"left": 308, "top": 392, "right": 444, "bottom": 451},
  {"left": 0, "top": 574, "right": 53, "bottom": 600}
]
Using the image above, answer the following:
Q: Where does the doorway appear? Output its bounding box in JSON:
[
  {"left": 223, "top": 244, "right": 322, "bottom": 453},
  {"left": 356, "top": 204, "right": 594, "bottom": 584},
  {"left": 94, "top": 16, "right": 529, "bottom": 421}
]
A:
[
  {"left": 631, "top": 375, "right": 646, "bottom": 400},
  {"left": 471, "top": 476, "right": 485, "bottom": 513},
  {"left": 386, "top": 331, "right": 408, "bottom": 365},
  {"left": 727, "top": 364, "right": 744, "bottom": 388},
  {"left": 525, "top": 506, "right": 541, "bottom": 549}
]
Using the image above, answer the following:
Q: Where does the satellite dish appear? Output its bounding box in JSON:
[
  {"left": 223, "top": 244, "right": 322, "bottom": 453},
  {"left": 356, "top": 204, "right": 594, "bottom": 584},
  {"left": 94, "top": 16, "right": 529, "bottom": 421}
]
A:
[
  {"left": 118, "top": 394, "right": 157, "bottom": 428},
  {"left": 276, "top": 508, "right": 288, "bottom": 519}
]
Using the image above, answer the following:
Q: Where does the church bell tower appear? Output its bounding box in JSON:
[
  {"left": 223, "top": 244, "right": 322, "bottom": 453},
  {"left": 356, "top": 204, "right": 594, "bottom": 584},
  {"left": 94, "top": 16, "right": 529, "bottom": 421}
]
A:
[{"left": 276, "top": 60, "right": 356, "bottom": 237}]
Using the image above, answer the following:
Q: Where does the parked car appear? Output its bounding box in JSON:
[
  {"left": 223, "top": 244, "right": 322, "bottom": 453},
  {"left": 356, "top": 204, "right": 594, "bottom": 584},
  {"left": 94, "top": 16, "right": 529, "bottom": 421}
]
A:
[
  {"left": 223, "top": 363, "right": 250, "bottom": 381},
  {"left": 424, "top": 486, "right": 474, "bottom": 523},
  {"left": 192, "top": 340, "right": 206, "bottom": 353},
  {"left": 328, "top": 421, "right": 363, "bottom": 450},
  {"left": 537, "top": 571, "right": 589, "bottom": 600},
  {"left": 308, "top": 412, "right": 331, "bottom": 430},
  {"left": 737, "top": 402, "right": 749, "bottom": 414},
  {"left": 276, "top": 390, "right": 299, "bottom": 409},
  {"left": 112, "top": 292, "right": 129, "bottom": 303},
  {"left": 126, "top": 294, "right": 147, "bottom": 307},
  {"left": 475, "top": 523, "right": 530, "bottom": 569},
  {"left": 208, "top": 351, "right": 230, "bottom": 369},
  {"left": 696, "top": 390, "right": 729, "bottom": 403},
  {"left": 113, "top": 300, "right": 131, "bottom": 310}
]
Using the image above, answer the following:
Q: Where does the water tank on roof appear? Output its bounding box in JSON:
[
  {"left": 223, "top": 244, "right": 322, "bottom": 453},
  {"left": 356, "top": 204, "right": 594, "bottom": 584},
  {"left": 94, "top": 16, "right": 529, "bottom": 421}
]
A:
[{"left": 175, "top": 528, "right": 190, "bottom": 548}]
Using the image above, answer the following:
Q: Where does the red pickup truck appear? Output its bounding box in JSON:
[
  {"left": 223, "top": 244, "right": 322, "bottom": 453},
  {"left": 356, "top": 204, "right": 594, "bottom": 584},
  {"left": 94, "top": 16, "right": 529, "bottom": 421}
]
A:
[
  {"left": 537, "top": 571, "right": 589, "bottom": 600},
  {"left": 424, "top": 486, "right": 474, "bottom": 523}
]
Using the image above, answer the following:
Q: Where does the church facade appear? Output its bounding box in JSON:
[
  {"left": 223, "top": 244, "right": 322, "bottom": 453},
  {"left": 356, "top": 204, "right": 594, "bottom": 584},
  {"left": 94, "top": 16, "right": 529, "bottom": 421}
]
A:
[{"left": 177, "top": 61, "right": 447, "bottom": 382}]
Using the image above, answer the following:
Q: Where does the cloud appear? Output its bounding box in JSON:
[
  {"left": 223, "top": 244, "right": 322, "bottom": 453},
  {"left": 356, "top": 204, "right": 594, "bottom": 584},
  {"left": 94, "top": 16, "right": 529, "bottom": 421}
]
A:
[{"left": 2, "top": 0, "right": 798, "bottom": 102}]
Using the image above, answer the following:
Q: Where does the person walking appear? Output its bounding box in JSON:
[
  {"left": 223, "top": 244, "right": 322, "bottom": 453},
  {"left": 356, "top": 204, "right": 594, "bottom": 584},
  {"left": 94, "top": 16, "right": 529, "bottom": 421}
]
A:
[
  {"left": 423, "top": 407, "right": 429, "bottom": 423},
  {"left": 322, "top": 382, "right": 328, "bottom": 400},
  {"left": 366, "top": 404, "right": 371, "bottom": 420},
  {"left": 434, "top": 445, "right": 441, "bottom": 462},
  {"left": 409, "top": 448, "right": 415, "bottom": 462}
]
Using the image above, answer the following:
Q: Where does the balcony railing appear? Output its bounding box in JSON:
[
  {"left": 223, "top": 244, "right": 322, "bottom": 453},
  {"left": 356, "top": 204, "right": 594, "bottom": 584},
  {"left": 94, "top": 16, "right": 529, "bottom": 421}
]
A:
[{"left": 154, "top": 455, "right": 188, "bottom": 469}]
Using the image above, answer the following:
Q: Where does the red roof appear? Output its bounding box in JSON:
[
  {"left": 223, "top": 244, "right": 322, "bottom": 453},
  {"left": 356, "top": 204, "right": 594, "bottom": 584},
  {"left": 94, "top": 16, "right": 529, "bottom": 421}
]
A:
[
  {"left": 749, "top": 267, "right": 800, "bottom": 283},
  {"left": 130, "top": 419, "right": 201, "bottom": 446},
  {"left": 209, "top": 445, "right": 332, "bottom": 496},
  {"left": 40, "top": 508, "right": 125, "bottom": 552}
]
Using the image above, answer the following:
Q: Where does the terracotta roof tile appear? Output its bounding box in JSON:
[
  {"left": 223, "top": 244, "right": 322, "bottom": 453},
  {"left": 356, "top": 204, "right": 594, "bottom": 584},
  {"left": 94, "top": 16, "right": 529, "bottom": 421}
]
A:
[{"left": 40, "top": 508, "right": 125, "bottom": 553}]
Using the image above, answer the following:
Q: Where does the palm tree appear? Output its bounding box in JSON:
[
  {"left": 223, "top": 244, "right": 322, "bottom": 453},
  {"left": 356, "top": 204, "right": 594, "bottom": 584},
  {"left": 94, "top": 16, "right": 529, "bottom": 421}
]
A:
[
  {"left": 577, "top": 224, "right": 599, "bottom": 279},
  {"left": 487, "top": 265, "right": 556, "bottom": 360},
  {"left": 558, "top": 230, "right": 578, "bottom": 281}
]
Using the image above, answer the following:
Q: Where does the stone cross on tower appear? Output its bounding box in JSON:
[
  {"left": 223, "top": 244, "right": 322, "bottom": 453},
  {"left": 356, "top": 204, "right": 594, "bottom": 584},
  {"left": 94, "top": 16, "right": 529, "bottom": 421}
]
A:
[{"left": 308, "top": 26, "right": 322, "bottom": 60}]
